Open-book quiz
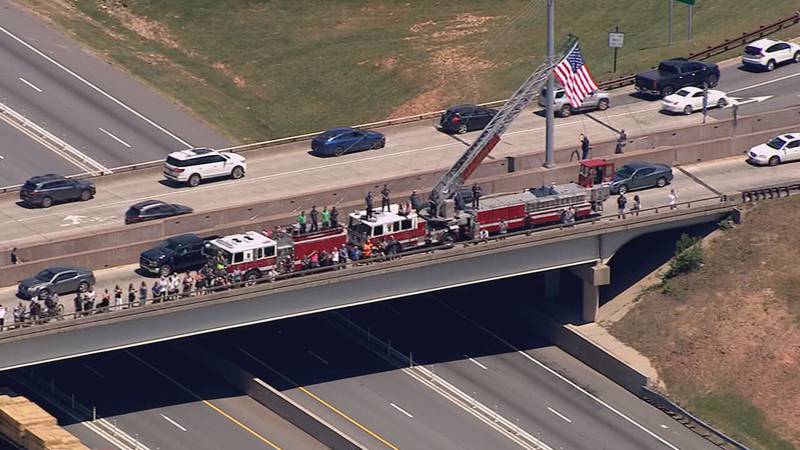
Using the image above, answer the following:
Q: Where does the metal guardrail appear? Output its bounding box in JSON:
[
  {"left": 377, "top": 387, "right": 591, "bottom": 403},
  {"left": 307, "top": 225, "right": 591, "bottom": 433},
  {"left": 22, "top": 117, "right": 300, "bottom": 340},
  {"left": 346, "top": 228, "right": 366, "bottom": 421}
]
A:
[
  {"left": 741, "top": 181, "right": 800, "bottom": 202},
  {"left": 641, "top": 386, "right": 752, "bottom": 450}
]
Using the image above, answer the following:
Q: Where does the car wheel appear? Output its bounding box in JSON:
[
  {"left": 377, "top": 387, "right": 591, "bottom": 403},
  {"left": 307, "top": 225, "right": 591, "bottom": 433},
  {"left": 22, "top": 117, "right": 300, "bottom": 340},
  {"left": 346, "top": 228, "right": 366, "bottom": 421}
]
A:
[
  {"left": 596, "top": 99, "right": 609, "bottom": 111},
  {"left": 767, "top": 60, "right": 775, "bottom": 71},
  {"left": 457, "top": 124, "right": 468, "bottom": 134},
  {"left": 41, "top": 196, "right": 53, "bottom": 208},
  {"left": 618, "top": 184, "right": 628, "bottom": 195},
  {"left": 188, "top": 174, "right": 201, "bottom": 187},
  {"left": 656, "top": 177, "right": 667, "bottom": 188},
  {"left": 333, "top": 146, "right": 346, "bottom": 157},
  {"left": 706, "top": 74, "right": 718, "bottom": 87},
  {"left": 768, "top": 156, "right": 780, "bottom": 166},
  {"left": 560, "top": 105, "right": 572, "bottom": 117},
  {"left": 159, "top": 265, "right": 172, "bottom": 277},
  {"left": 37, "top": 288, "right": 51, "bottom": 301},
  {"left": 795, "top": 52, "right": 800, "bottom": 63},
  {"left": 683, "top": 105, "right": 693, "bottom": 115},
  {"left": 79, "top": 189, "right": 92, "bottom": 201},
  {"left": 371, "top": 140, "right": 383, "bottom": 150},
  {"left": 78, "top": 281, "right": 90, "bottom": 293},
  {"left": 231, "top": 166, "right": 244, "bottom": 179},
  {"left": 660, "top": 85, "right": 674, "bottom": 97},
  {"left": 717, "top": 98, "right": 728, "bottom": 108}
]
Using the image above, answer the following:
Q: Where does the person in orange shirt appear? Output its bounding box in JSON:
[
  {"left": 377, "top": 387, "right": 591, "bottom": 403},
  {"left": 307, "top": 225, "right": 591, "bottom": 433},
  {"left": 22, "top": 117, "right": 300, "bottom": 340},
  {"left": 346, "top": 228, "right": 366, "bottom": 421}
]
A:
[{"left": 363, "top": 240, "right": 373, "bottom": 259}]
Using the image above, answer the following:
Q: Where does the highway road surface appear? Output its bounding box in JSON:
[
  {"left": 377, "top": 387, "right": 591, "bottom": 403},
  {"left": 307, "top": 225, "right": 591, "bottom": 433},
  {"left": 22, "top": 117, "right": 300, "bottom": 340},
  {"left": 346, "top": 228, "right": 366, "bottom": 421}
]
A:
[
  {"left": 2, "top": 48, "right": 800, "bottom": 249},
  {"left": 0, "top": 0, "right": 231, "bottom": 186}
]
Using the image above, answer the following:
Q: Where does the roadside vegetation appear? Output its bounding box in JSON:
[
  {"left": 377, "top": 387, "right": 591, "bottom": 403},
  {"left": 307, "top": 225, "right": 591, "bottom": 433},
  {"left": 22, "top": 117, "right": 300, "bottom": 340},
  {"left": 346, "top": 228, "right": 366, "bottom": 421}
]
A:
[
  {"left": 610, "top": 197, "right": 800, "bottom": 450},
  {"left": 17, "top": 0, "right": 800, "bottom": 143}
]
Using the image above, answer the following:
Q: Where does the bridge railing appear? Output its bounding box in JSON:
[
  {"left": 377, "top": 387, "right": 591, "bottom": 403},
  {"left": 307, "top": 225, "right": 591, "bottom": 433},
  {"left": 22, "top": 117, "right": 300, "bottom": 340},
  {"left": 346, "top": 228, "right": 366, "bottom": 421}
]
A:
[{"left": 0, "top": 194, "right": 734, "bottom": 334}]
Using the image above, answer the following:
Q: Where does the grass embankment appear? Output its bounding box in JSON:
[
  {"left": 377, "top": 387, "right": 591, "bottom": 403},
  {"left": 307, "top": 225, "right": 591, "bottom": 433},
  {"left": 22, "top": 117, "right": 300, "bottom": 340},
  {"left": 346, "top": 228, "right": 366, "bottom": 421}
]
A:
[
  {"left": 18, "top": 0, "right": 800, "bottom": 143},
  {"left": 610, "top": 196, "right": 800, "bottom": 450}
]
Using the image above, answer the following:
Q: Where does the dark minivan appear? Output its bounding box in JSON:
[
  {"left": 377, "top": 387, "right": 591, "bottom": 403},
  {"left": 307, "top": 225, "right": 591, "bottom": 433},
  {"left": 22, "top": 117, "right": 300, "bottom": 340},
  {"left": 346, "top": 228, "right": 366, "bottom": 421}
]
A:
[
  {"left": 439, "top": 104, "right": 498, "bottom": 134},
  {"left": 20, "top": 174, "right": 95, "bottom": 208}
]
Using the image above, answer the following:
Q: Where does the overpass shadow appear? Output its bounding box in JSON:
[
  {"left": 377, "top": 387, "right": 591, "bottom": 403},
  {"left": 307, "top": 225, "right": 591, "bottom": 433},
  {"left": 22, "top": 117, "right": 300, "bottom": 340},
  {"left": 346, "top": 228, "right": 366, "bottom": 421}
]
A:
[{"left": 1, "top": 223, "right": 718, "bottom": 425}]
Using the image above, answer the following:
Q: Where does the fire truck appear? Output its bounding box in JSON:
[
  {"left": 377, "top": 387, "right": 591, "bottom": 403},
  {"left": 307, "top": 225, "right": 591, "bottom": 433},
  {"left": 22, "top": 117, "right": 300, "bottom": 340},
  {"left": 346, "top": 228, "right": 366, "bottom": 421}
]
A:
[{"left": 202, "top": 227, "right": 346, "bottom": 279}]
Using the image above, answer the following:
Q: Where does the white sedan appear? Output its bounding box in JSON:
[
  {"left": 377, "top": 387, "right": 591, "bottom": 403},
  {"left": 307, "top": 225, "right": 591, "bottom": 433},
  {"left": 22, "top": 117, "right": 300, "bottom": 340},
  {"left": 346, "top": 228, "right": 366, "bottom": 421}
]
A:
[
  {"left": 747, "top": 133, "right": 800, "bottom": 166},
  {"left": 661, "top": 87, "right": 730, "bottom": 115}
]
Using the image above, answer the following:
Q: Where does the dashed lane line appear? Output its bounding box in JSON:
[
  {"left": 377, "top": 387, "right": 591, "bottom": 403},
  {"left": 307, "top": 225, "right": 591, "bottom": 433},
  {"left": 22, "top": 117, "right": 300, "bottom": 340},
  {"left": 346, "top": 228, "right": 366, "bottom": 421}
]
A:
[
  {"left": 18, "top": 77, "right": 42, "bottom": 92},
  {"left": 547, "top": 407, "right": 572, "bottom": 424},
  {"left": 160, "top": 414, "right": 188, "bottom": 432}
]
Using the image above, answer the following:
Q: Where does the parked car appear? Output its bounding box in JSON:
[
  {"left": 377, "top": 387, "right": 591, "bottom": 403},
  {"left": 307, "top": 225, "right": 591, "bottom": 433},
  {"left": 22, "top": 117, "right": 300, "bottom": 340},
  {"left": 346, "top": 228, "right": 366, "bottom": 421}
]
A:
[
  {"left": 438, "top": 104, "right": 498, "bottom": 134},
  {"left": 609, "top": 162, "right": 674, "bottom": 194},
  {"left": 163, "top": 147, "right": 246, "bottom": 187},
  {"left": 747, "top": 133, "right": 800, "bottom": 166},
  {"left": 125, "top": 200, "right": 193, "bottom": 224},
  {"left": 538, "top": 87, "right": 609, "bottom": 117},
  {"left": 661, "top": 87, "right": 730, "bottom": 115},
  {"left": 311, "top": 127, "right": 385, "bottom": 157},
  {"left": 139, "top": 233, "right": 218, "bottom": 277},
  {"left": 635, "top": 58, "right": 720, "bottom": 98},
  {"left": 19, "top": 174, "right": 95, "bottom": 208},
  {"left": 742, "top": 38, "right": 800, "bottom": 71},
  {"left": 17, "top": 266, "right": 95, "bottom": 300}
]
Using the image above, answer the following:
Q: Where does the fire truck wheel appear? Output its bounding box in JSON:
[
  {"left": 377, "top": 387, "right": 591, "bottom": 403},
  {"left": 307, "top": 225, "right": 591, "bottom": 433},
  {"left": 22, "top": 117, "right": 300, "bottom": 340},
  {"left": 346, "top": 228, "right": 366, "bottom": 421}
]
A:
[
  {"left": 442, "top": 233, "right": 455, "bottom": 245},
  {"left": 245, "top": 270, "right": 261, "bottom": 281}
]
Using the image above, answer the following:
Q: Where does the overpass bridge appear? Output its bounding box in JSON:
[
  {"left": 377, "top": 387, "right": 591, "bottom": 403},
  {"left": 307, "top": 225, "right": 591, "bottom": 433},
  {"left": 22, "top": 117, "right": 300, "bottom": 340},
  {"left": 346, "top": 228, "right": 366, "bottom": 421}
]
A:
[{"left": 0, "top": 196, "right": 739, "bottom": 371}]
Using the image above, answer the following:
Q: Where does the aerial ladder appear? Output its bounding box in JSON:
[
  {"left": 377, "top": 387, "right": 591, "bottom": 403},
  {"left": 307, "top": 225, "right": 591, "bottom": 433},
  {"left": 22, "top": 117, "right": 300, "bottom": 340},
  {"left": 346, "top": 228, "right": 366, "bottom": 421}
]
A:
[{"left": 428, "top": 36, "right": 578, "bottom": 212}]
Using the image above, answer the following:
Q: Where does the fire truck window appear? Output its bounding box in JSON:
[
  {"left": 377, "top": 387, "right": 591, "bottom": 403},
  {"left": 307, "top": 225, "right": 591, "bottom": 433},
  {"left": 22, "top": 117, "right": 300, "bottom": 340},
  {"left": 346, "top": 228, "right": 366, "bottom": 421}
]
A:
[
  {"left": 401, "top": 219, "right": 413, "bottom": 230},
  {"left": 393, "top": 222, "right": 401, "bottom": 232},
  {"left": 233, "top": 252, "right": 244, "bottom": 263},
  {"left": 265, "top": 246, "right": 275, "bottom": 257},
  {"left": 373, "top": 225, "right": 384, "bottom": 236},
  {"left": 254, "top": 248, "right": 263, "bottom": 259}
]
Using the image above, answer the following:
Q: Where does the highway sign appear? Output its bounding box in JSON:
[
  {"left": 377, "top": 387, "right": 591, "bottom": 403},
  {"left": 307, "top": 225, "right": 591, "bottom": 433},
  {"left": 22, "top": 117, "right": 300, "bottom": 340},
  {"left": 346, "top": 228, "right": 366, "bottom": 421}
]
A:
[{"left": 676, "top": 0, "right": 695, "bottom": 4}]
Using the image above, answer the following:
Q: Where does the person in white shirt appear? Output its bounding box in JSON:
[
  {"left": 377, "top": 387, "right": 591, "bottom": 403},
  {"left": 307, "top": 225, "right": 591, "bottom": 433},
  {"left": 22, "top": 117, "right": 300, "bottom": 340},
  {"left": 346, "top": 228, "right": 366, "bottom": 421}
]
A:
[
  {"left": 668, "top": 189, "right": 678, "bottom": 210},
  {"left": 0, "top": 305, "right": 6, "bottom": 329}
]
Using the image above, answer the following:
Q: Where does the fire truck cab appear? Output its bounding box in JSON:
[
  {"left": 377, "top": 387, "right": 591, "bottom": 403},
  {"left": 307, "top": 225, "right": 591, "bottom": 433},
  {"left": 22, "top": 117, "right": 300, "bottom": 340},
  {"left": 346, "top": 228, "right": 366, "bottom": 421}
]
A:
[
  {"left": 578, "top": 159, "right": 615, "bottom": 188},
  {"left": 202, "top": 231, "right": 277, "bottom": 280},
  {"left": 347, "top": 206, "right": 432, "bottom": 249}
]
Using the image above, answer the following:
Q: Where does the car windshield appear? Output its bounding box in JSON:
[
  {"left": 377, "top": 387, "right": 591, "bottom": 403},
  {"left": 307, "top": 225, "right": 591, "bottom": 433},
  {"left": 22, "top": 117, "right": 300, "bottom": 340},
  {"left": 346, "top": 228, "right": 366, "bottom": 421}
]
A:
[
  {"left": 164, "top": 238, "right": 185, "bottom": 251},
  {"left": 615, "top": 166, "right": 635, "bottom": 179},
  {"left": 35, "top": 269, "right": 56, "bottom": 282},
  {"left": 657, "top": 63, "right": 679, "bottom": 73},
  {"left": 766, "top": 137, "right": 787, "bottom": 150},
  {"left": 674, "top": 89, "right": 691, "bottom": 97},
  {"left": 165, "top": 156, "right": 192, "bottom": 167}
]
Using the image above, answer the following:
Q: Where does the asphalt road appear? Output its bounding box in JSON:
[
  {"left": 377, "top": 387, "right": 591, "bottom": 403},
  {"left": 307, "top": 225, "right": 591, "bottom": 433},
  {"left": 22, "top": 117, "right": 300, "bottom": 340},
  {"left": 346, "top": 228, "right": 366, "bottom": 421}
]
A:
[
  {"left": 2, "top": 47, "right": 800, "bottom": 248},
  {"left": 0, "top": 0, "right": 231, "bottom": 186}
]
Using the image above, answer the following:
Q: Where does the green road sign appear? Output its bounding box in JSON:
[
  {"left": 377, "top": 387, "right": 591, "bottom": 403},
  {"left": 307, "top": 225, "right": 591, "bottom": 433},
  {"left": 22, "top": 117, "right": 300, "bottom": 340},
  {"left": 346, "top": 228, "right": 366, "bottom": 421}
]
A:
[{"left": 676, "top": 0, "right": 695, "bottom": 4}]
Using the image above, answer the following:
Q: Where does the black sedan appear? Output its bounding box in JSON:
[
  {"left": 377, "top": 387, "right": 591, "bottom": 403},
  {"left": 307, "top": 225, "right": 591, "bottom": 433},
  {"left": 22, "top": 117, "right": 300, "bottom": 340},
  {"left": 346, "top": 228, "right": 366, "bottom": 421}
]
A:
[
  {"left": 18, "top": 266, "right": 95, "bottom": 300},
  {"left": 609, "top": 162, "right": 674, "bottom": 195},
  {"left": 439, "top": 104, "right": 498, "bottom": 134},
  {"left": 125, "top": 200, "right": 193, "bottom": 224}
]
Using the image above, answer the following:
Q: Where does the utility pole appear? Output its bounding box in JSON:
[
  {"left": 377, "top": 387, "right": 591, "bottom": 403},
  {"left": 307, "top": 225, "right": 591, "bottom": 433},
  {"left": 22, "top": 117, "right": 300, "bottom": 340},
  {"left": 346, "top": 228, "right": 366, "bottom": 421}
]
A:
[
  {"left": 544, "top": 0, "right": 556, "bottom": 168},
  {"left": 668, "top": 0, "right": 673, "bottom": 45},
  {"left": 687, "top": 4, "right": 693, "bottom": 41}
]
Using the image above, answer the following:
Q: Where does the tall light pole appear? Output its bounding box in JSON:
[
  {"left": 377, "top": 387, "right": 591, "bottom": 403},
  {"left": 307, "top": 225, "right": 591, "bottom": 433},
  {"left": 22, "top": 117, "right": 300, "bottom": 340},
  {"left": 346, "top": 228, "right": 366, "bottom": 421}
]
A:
[
  {"left": 668, "top": 0, "right": 673, "bottom": 45},
  {"left": 544, "top": 0, "right": 556, "bottom": 168}
]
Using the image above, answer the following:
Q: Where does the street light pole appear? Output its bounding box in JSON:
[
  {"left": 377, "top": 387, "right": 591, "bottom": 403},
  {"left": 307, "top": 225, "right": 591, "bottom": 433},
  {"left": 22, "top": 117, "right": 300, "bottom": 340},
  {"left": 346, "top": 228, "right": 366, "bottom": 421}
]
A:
[
  {"left": 544, "top": 0, "right": 556, "bottom": 168},
  {"left": 668, "top": 0, "right": 673, "bottom": 45}
]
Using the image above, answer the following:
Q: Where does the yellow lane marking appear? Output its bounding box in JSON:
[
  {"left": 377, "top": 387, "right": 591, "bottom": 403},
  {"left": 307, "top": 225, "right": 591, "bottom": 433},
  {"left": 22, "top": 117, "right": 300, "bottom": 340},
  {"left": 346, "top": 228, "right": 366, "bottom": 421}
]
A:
[
  {"left": 297, "top": 386, "right": 399, "bottom": 450},
  {"left": 203, "top": 400, "right": 281, "bottom": 450}
]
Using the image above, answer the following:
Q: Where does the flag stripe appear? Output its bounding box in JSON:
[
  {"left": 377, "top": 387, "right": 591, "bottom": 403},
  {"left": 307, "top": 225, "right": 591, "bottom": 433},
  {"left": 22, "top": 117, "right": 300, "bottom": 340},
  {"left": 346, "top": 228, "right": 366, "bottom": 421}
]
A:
[{"left": 553, "top": 44, "right": 598, "bottom": 108}]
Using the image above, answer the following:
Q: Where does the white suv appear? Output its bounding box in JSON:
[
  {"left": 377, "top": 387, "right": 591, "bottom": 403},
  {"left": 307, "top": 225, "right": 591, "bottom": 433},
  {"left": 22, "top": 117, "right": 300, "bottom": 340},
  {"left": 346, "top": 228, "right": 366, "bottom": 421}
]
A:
[
  {"left": 742, "top": 38, "right": 800, "bottom": 71},
  {"left": 163, "top": 148, "right": 246, "bottom": 187}
]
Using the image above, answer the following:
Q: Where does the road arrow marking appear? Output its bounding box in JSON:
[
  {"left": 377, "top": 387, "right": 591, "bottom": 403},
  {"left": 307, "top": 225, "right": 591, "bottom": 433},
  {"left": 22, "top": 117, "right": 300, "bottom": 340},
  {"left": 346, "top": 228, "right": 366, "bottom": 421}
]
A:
[
  {"left": 726, "top": 95, "right": 773, "bottom": 107},
  {"left": 61, "top": 215, "right": 86, "bottom": 226}
]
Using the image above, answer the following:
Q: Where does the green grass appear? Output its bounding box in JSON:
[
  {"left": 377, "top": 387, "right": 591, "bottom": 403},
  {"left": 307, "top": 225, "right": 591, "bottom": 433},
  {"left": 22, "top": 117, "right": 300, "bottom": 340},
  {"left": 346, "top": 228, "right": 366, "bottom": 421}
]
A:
[
  {"left": 689, "top": 392, "right": 796, "bottom": 450},
  {"left": 20, "top": 0, "right": 800, "bottom": 142}
]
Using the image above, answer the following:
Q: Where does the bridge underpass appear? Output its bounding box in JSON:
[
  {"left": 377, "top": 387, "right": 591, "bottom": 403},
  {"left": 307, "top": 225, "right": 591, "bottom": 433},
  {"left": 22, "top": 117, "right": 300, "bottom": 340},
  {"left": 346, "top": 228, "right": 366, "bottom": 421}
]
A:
[{"left": 0, "top": 199, "right": 735, "bottom": 371}]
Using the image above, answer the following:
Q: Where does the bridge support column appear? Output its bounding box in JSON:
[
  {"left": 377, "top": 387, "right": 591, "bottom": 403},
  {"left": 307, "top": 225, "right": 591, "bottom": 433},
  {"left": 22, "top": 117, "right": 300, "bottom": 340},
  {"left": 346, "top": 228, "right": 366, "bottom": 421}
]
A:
[
  {"left": 544, "top": 269, "right": 561, "bottom": 301},
  {"left": 570, "top": 262, "right": 611, "bottom": 323}
]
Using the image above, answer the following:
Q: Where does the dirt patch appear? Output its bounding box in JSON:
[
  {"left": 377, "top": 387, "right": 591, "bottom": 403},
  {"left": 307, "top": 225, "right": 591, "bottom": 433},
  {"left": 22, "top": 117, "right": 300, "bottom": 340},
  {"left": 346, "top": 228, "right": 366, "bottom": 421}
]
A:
[
  {"left": 431, "top": 13, "right": 497, "bottom": 41},
  {"left": 100, "top": 0, "right": 180, "bottom": 49},
  {"left": 212, "top": 62, "right": 247, "bottom": 89},
  {"left": 389, "top": 86, "right": 448, "bottom": 118},
  {"left": 609, "top": 198, "right": 800, "bottom": 447}
]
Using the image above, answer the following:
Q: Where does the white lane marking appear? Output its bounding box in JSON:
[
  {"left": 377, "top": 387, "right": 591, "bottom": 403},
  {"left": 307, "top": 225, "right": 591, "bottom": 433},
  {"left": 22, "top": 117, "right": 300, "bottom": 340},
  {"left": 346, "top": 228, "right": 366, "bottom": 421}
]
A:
[
  {"left": 727, "top": 71, "right": 800, "bottom": 94},
  {"left": 466, "top": 356, "right": 488, "bottom": 370},
  {"left": 82, "top": 363, "right": 105, "bottom": 378},
  {"left": 18, "top": 77, "right": 42, "bottom": 92},
  {"left": 99, "top": 127, "right": 132, "bottom": 148},
  {"left": 437, "top": 302, "right": 682, "bottom": 450},
  {"left": 547, "top": 407, "right": 572, "bottom": 424},
  {"left": 306, "top": 350, "right": 329, "bottom": 365},
  {"left": 389, "top": 402, "right": 414, "bottom": 418},
  {"left": 0, "top": 24, "right": 192, "bottom": 148},
  {"left": 160, "top": 413, "right": 188, "bottom": 432},
  {"left": 660, "top": 424, "right": 669, "bottom": 429}
]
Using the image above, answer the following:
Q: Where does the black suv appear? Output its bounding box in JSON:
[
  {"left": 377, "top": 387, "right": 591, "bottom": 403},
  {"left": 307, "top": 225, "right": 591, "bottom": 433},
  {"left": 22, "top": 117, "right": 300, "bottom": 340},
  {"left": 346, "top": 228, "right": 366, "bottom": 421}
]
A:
[
  {"left": 439, "top": 104, "right": 498, "bottom": 134},
  {"left": 139, "top": 233, "right": 217, "bottom": 277},
  {"left": 20, "top": 174, "right": 96, "bottom": 208},
  {"left": 635, "top": 58, "right": 720, "bottom": 98}
]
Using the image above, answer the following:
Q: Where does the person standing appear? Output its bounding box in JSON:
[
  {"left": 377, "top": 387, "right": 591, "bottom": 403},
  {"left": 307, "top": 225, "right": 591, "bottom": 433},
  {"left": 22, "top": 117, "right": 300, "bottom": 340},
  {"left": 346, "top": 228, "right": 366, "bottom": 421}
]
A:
[
  {"left": 632, "top": 194, "right": 641, "bottom": 216},
  {"left": 409, "top": 190, "right": 421, "bottom": 213},
  {"left": 139, "top": 281, "right": 148, "bottom": 306},
  {"left": 0, "top": 304, "right": 6, "bottom": 329},
  {"left": 297, "top": 211, "right": 307, "bottom": 234},
  {"left": 331, "top": 247, "right": 339, "bottom": 266},
  {"left": 617, "top": 193, "right": 628, "bottom": 219},
  {"left": 498, "top": 219, "right": 508, "bottom": 239},
  {"left": 74, "top": 293, "right": 83, "bottom": 316},
  {"left": 381, "top": 185, "right": 391, "bottom": 212},
  {"left": 309, "top": 206, "right": 319, "bottom": 232},
  {"left": 321, "top": 206, "right": 330, "bottom": 229},
  {"left": 10, "top": 248, "right": 21, "bottom": 265},
  {"left": 615, "top": 129, "right": 627, "bottom": 154},
  {"left": 580, "top": 133, "right": 591, "bottom": 160},
  {"left": 365, "top": 191, "right": 374, "bottom": 218},
  {"left": 668, "top": 189, "right": 678, "bottom": 210},
  {"left": 562, "top": 206, "right": 575, "bottom": 227},
  {"left": 472, "top": 184, "right": 482, "bottom": 209},
  {"left": 114, "top": 285, "right": 123, "bottom": 309},
  {"left": 330, "top": 206, "right": 339, "bottom": 228}
]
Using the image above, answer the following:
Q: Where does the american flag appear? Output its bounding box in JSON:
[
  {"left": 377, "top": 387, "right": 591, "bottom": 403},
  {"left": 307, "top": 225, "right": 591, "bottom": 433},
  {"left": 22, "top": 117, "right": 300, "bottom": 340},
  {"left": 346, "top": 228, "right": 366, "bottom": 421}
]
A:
[{"left": 553, "top": 44, "right": 598, "bottom": 108}]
